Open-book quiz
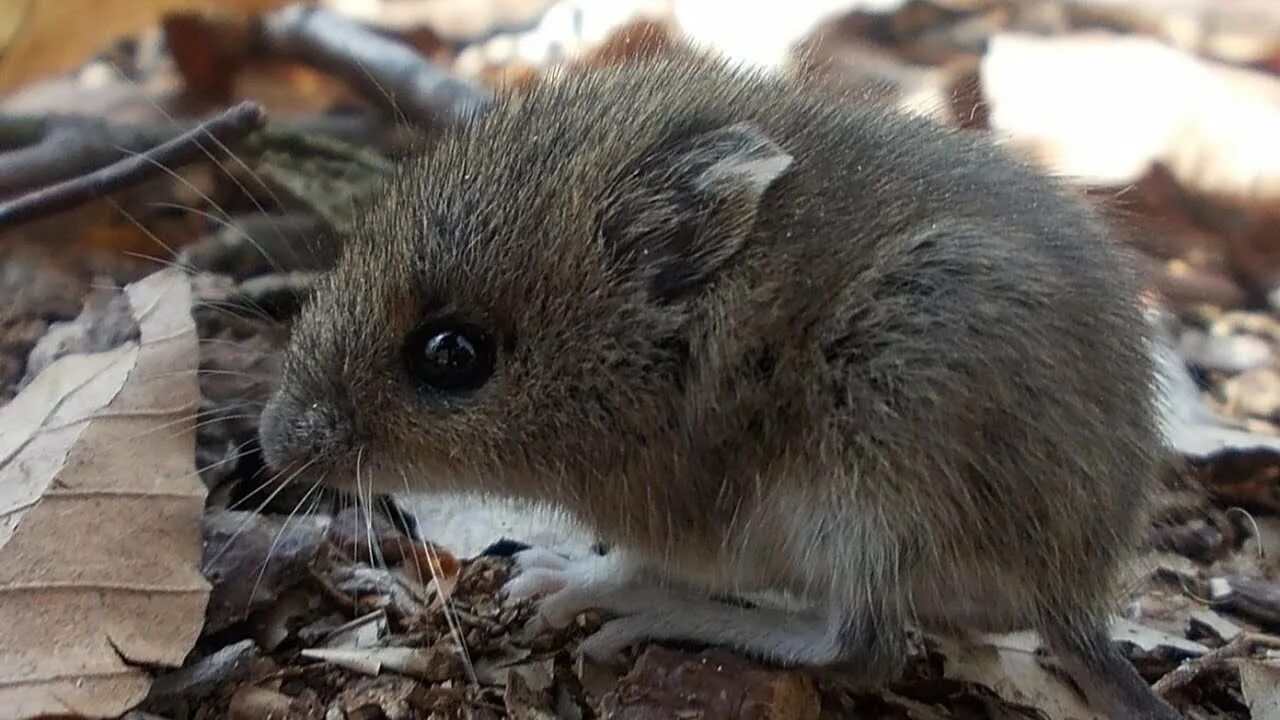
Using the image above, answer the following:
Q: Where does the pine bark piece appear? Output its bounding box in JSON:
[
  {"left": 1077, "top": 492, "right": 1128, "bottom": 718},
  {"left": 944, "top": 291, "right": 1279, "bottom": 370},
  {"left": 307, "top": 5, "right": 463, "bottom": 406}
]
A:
[
  {"left": 599, "top": 646, "right": 821, "bottom": 720},
  {"left": 0, "top": 269, "right": 209, "bottom": 718}
]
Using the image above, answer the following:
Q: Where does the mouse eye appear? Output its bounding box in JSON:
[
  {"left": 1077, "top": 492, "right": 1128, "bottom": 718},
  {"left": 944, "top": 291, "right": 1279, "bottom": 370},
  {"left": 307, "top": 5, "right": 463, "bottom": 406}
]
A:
[{"left": 404, "top": 321, "right": 495, "bottom": 393}]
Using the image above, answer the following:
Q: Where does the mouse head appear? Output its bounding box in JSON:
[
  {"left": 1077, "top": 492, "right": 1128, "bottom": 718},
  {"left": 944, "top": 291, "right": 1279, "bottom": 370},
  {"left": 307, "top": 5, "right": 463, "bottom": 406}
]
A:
[{"left": 258, "top": 75, "right": 793, "bottom": 496}]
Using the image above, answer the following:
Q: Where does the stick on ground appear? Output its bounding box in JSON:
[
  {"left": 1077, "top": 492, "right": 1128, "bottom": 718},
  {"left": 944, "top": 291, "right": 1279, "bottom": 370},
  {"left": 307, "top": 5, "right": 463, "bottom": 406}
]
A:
[
  {"left": 0, "top": 102, "right": 265, "bottom": 232},
  {"left": 258, "top": 5, "right": 491, "bottom": 128}
]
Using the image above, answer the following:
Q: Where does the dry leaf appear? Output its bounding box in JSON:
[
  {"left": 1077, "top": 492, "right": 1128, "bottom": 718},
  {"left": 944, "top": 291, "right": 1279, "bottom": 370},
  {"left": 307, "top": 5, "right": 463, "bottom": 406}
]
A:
[
  {"left": 1241, "top": 660, "right": 1280, "bottom": 720},
  {"left": 1110, "top": 617, "right": 1209, "bottom": 657},
  {"left": 0, "top": 0, "right": 295, "bottom": 95},
  {"left": 937, "top": 631, "right": 1106, "bottom": 720},
  {"left": 0, "top": 269, "right": 208, "bottom": 718},
  {"left": 982, "top": 32, "right": 1280, "bottom": 201},
  {"left": 326, "top": 0, "right": 557, "bottom": 41}
]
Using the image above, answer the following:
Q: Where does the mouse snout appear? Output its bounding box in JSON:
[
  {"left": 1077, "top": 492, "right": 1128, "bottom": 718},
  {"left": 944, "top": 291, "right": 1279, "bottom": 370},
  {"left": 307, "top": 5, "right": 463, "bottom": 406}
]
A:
[{"left": 258, "top": 393, "right": 352, "bottom": 471}]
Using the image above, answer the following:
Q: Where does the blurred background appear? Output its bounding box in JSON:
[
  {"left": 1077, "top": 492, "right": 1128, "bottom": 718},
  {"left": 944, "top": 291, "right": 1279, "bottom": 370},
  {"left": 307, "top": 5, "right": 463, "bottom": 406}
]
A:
[{"left": 4, "top": 0, "right": 1280, "bottom": 408}]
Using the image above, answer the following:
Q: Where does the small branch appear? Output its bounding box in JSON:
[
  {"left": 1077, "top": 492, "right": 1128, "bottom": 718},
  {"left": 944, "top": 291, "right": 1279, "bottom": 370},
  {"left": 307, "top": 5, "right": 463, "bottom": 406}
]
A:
[
  {"left": 0, "top": 117, "right": 181, "bottom": 199},
  {"left": 0, "top": 113, "right": 386, "bottom": 201},
  {"left": 0, "top": 102, "right": 265, "bottom": 232},
  {"left": 1153, "top": 631, "right": 1280, "bottom": 695},
  {"left": 258, "top": 5, "right": 491, "bottom": 128}
]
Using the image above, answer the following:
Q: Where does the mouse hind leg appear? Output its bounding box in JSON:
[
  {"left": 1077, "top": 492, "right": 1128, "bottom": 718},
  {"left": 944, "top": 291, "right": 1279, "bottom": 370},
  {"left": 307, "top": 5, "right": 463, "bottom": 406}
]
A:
[
  {"left": 504, "top": 545, "right": 912, "bottom": 678},
  {"left": 577, "top": 591, "right": 912, "bottom": 683},
  {"left": 1040, "top": 616, "right": 1182, "bottom": 720}
]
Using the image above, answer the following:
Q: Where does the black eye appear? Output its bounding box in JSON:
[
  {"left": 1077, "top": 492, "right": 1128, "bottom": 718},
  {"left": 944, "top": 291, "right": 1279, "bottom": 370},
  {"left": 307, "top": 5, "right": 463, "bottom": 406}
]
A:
[{"left": 404, "top": 321, "right": 495, "bottom": 392}]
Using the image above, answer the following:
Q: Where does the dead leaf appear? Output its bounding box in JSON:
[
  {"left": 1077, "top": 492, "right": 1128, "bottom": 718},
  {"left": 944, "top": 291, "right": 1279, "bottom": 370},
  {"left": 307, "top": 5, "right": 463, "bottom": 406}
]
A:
[
  {"left": 1211, "top": 576, "right": 1280, "bottom": 631},
  {"left": 1190, "top": 609, "right": 1244, "bottom": 644},
  {"left": 1153, "top": 317, "right": 1280, "bottom": 462},
  {"left": 1240, "top": 660, "right": 1280, "bottom": 720},
  {"left": 1110, "top": 618, "right": 1208, "bottom": 656},
  {"left": 0, "top": 268, "right": 208, "bottom": 718},
  {"left": 227, "top": 685, "right": 309, "bottom": 720},
  {"left": 0, "top": 0, "right": 295, "bottom": 95},
  {"left": 301, "top": 647, "right": 385, "bottom": 676},
  {"left": 320, "top": 610, "right": 387, "bottom": 649},
  {"left": 21, "top": 285, "right": 139, "bottom": 388},
  {"left": 937, "top": 631, "right": 1106, "bottom": 720},
  {"left": 982, "top": 32, "right": 1280, "bottom": 201},
  {"left": 330, "top": 0, "right": 557, "bottom": 41}
]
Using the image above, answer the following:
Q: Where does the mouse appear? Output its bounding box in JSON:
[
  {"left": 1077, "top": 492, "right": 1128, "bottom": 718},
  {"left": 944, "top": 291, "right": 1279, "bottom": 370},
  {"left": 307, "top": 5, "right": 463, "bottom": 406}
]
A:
[{"left": 258, "top": 48, "right": 1180, "bottom": 720}]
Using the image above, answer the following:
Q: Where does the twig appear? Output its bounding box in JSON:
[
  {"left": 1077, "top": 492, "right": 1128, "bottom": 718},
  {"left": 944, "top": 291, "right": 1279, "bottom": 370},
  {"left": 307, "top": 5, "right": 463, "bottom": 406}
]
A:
[
  {"left": 1153, "top": 631, "right": 1280, "bottom": 695},
  {"left": 0, "top": 117, "right": 182, "bottom": 199},
  {"left": 258, "top": 5, "right": 491, "bottom": 128},
  {"left": 0, "top": 113, "right": 388, "bottom": 202},
  {"left": 0, "top": 102, "right": 265, "bottom": 232}
]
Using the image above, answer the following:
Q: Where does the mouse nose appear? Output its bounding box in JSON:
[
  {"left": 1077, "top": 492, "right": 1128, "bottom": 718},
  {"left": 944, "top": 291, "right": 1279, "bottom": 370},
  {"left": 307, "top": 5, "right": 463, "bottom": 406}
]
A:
[{"left": 258, "top": 394, "right": 347, "bottom": 470}]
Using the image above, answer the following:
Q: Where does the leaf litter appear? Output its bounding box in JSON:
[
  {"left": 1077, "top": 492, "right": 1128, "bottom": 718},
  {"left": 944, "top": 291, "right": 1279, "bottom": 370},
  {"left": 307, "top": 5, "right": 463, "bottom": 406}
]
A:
[{"left": 0, "top": 268, "right": 207, "bottom": 718}]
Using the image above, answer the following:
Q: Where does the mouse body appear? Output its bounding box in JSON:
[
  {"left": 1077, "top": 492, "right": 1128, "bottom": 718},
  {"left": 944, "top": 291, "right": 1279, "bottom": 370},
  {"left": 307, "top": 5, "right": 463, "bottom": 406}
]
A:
[{"left": 260, "top": 50, "right": 1179, "bottom": 719}]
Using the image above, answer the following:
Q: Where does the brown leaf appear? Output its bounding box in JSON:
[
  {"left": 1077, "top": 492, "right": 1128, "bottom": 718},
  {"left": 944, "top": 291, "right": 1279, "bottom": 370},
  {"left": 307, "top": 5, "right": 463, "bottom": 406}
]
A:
[
  {"left": 0, "top": 0, "right": 295, "bottom": 95},
  {"left": 0, "top": 268, "right": 208, "bottom": 718}
]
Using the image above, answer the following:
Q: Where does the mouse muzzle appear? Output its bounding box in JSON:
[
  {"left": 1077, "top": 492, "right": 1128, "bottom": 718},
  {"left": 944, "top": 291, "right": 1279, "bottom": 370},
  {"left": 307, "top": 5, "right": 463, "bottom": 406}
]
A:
[{"left": 258, "top": 392, "right": 353, "bottom": 472}]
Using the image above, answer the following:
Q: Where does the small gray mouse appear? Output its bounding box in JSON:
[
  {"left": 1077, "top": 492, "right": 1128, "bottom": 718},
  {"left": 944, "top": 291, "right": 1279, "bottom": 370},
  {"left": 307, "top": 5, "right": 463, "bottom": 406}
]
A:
[{"left": 259, "top": 48, "right": 1179, "bottom": 719}]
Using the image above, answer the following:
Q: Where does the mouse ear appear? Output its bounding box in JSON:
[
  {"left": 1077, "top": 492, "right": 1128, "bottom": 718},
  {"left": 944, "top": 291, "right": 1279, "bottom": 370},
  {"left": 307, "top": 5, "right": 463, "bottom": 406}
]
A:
[{"left": 600, "top": 121, "right": 793, "bottom": 303}]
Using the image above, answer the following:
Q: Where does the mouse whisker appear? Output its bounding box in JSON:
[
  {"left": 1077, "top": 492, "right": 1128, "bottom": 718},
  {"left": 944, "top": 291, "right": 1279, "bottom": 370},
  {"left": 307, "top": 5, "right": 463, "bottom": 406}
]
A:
[
  {"left": 100, "top": 60, "right": 297, "bottom": 248},
  {"left": 144, "top": 202, "right": 294, "bottom": 280},
  {"left": 397, "top": 465, "right": 478, "bottom": 685},
  {"left": 354, "top": 446, "right": 376, "bottom": 571},
  {"left": 245, "top": 469, "right": 328, "bottom": 613},
  {"left": 204, "top": 456, "right": 318, "bottom": 568},
  {"left": 192, "top": 297, "right": 287, "bottom": 328}
]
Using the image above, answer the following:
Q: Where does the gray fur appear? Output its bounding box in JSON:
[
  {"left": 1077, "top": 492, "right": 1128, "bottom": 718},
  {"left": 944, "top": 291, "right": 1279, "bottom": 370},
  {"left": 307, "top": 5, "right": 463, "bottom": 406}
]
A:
[{"left": 259, "top": 49, "right": 1178, "bottom": 719}]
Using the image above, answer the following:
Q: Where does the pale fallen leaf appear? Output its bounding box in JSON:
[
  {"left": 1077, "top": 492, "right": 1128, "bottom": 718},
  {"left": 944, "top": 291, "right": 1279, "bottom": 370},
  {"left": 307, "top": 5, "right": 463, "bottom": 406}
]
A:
[
  {"left": 300, "top": 647, "right": 384, "bottom": 676},
  {"left": 1240, "top": 660, "right": 1280, "bottom": 720},
  {"left": 1189, "top": 609, "right": 1243, "bottom": 644},
  {"left": 941, "top": 620, "right": 1205, "bottom": 720},
  {"left": 1067, "top": 0, "right": 1280, "bottom": 66},
  {"left": 0, "top": 269, "right": 209, "bottom": 719},
  {"left": 322, "top": 0, "right": 558, "bottom": 41},
  {"left": 475, "top": 644, "right": 535, "bottom": 686},
  {"left": 507, "top": 657, "right": 555, "bottom": 693},
  {"left": 320, "top": 609, "right": 388, "bottom": 649},
  {"left": 1110, "top": 617, "right": 1209, "bottom": 657},
  {"left": 301, "top": 644, "right": 460, "bottom": 680},
  {"left": 0, "top": 0, "right": 294, "bottom": 95},
  {"left": 1152, "top": 314, "right": 1280, "bottom": 459},
  {"left": 937, "top": 631, "right": 1106, "bottom": 720},
  {"left": 982, "top": 32, "right": 1280, "bottom": 201}
]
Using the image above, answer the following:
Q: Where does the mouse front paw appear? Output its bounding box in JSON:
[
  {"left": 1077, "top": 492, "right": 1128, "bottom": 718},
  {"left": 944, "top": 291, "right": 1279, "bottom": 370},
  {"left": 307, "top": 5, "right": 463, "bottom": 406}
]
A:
[{"left": 503, "top": 546, "right": 644, "bottom": 628}]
